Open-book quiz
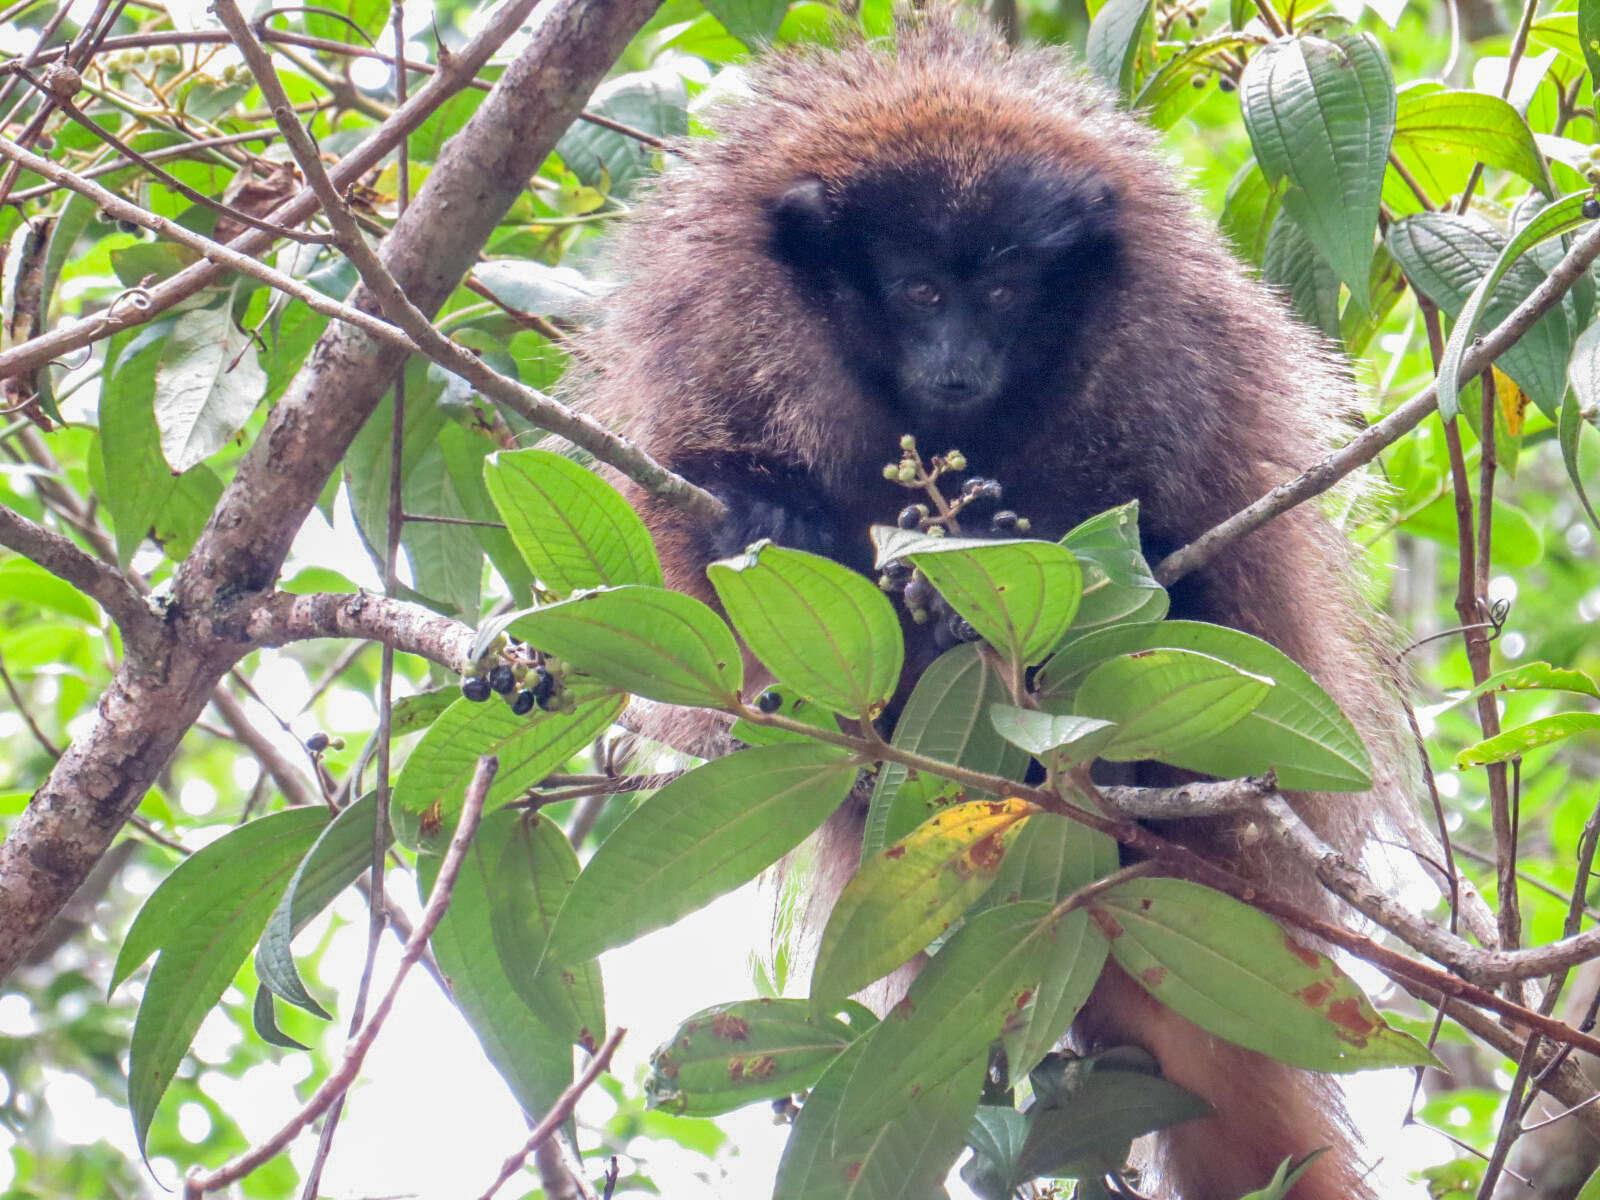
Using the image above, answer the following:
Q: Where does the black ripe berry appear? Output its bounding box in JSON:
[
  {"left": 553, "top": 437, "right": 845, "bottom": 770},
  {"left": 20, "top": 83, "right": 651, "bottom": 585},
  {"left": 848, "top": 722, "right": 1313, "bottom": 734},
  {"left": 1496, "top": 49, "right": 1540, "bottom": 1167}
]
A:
[
  {"left": 1585, "top": 197, "right": 1600, "bottom": 220},
  {"left": 305, "top": 732, "right": 330, "bottom": 753},
  {"left": 461, "top": 677, "right": 492, "bottom": 703},
  {"left": 532, "top": 667, "right": 555, "bottom": 704},
  {"left": 904, "top": 575, "right": 934, "bottom": 610},
  {"left": 991, "top": 510, "right": 1018, "bottom": 532},
  {"left": 511, "top": 689, "right": 537, "bottom": 716},
  {"left": 757, "top": 690, "right": 783, "bottom": 713},
  {"left": 897, "top": 505, "right": 923, "bottom": 530},
  {"left": 488, "top": 664, "right": 516, "bottom": 694}
]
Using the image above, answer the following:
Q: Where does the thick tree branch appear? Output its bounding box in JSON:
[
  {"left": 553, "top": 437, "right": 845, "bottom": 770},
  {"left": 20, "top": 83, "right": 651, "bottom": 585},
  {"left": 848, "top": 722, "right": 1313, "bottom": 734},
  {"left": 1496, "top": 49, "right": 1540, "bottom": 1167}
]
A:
[
  {"left": 0, "top": 0, "right": 663, "bottom": 984},
  {"left": 242, "top": 590, "right": 477, "bottom": 672}
]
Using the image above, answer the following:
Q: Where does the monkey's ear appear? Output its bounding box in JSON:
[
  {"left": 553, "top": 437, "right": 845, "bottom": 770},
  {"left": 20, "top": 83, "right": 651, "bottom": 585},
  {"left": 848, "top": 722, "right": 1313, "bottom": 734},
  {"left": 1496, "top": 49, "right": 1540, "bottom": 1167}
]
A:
[{"left": 770, "top": 177, "right": 837, "bottom": 270}]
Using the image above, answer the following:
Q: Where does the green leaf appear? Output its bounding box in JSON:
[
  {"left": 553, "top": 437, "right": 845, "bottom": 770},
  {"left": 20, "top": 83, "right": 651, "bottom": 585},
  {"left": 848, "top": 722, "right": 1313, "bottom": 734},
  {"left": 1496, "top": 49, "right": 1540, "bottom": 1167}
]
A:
[
  {"left": 256, "top": 792, "right": 389, "bottom": 1019},
  {"left": 485, "top": 448, "right": 663, "bottom": 595},
  {"left": 1263, "top": 210, "right": 1342, "bottom": 340},
  {"left": 1239, "top": 1150, "right": 1329, "bottom": 1199},
  {"left": 1241, "top": 32, "right": 1395, "bottom": 298},
  {"left": 252, "top": 986, "right": 307, "bottom": 1051},
  {"left": 961, "top": 1107, "right": 1030, "bottom": 1200},
  {"left": 709, "top": 542, "right": 903, "bottom": 719},
  {"left": 1386, "top": 212, "right": 1573, "bottom": 417},
  {"left": 115, "top": 808, "right": 327, "bottom": 1153},
  {"left": 1455, "top": 713, "right": 1600, "bottom": 767},
  {"left": 704, "top": 0, "right": 787, "bottom": 47},
  {"left": 1074, "top": 649, "right": 1273, "bottom": 763},
  {"left": 546, "top": 743, "right": 858, "bottom": 963},
  {"left": 647, "top": 999, "right": 861, "bottom": 1115},
  {"left": 1221, "top": 162, "right": 1282, "bottom": 268},
  {"left": 813, "top": 798, "right": 1037, "bottom": 1005},
  {"left": 152, "top": 302, "right": 268, "bottom": 473},
  {"left": 391, "top": 682, "right": 624, "bottom": 817},
  {"left": 1444, "top": 661, "right": 1600, "bottom": 709},
  {"left": 838, "top": 903, "right": 1108, "bottom": 1131},
  {"left": 1092, "top": 878, "right": 1436, "bottom": 1071},
  {"left": 1392, "top": 87, "right": 1552, "bottom": 203},
  {"left": 1086, "top": 0, "right": 1154, "bottom": 95},
  {"left": 988, "top": 705, "right": 1119, "bottom": 769},
  {"left": 471, "top": 260, "right": 599, "bottom": 319},
  {"left": 773, "top": 1038, "right": 983, "bottom": 1200},
  {"left": 987, "top": 820, "right": 1120, "bottom": 1073},
  {"left": 1563, "top": 319, "right": 1600, "bottom": 531},
  {"left": 418, "top": 824, "right": 576, "bottom": 1123},
  {"left": 489, "top": 811, "right": 605, "bottom": 1049},
  {"left": 1018, "top": 1049, "right": 1212, "bottom": 1182},
  {"left": 510, "top": 586, "right": 742, "bottom": 709},
  {"left": 554, "top": 69, "right": 687, "bottom": 200},
  {"left": 1581, "top": 0, "right": 1600, "bottom": 98},
  {"left": 873, "top": 528, "right": 1083, "bottom": 672},
  {"left": 1037, "top": 621, "right": 1373, "bottom": 791},
  {"left": 1435, "top": 193, "right": 1589, "bottom": 420},
  {"left": 1057, "top": 502, "right": 1168, "bottom": 636},
  {"left": 864, "top": 643, "right": 1031, "bottom": 856},
  {"left": 1134, "top": 34, "right": 1254, "bottom": 130}
]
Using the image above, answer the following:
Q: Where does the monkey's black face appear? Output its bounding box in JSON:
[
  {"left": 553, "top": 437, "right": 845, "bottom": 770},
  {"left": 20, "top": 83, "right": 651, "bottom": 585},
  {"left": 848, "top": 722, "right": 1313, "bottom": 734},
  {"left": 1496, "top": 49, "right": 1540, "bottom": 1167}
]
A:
[{"left": 769, "top": 161, "right": 1120, "bottom": 442}]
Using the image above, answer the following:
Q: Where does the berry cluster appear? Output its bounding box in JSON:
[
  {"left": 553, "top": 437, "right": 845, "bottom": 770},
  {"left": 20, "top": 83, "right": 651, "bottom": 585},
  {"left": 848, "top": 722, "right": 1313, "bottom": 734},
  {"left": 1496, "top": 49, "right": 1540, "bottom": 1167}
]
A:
[
  {"left": 877, "top": 438, "right": 1035, "bottom": 647},
  {"left": 459, "top": 635, "right": 574, "bottom": 716}
]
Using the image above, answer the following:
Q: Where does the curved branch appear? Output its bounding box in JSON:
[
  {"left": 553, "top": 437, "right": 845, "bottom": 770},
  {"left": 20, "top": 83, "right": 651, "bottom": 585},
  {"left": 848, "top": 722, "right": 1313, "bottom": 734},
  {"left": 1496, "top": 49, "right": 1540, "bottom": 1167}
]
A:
[
  {"left": 243, "top": 591, "right": 477, "bottom": 672},
  {"left": 0, "top": 502, "right": 158, "bottom": 650},
  {"left": 1155, "top": 215, "right": 1600, "bottom": 585}
]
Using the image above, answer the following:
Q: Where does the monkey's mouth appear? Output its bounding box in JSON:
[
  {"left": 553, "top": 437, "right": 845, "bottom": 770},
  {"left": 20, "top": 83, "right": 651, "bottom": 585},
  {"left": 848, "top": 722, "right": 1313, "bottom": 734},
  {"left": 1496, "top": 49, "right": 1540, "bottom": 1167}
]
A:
[{"left": 904, "top": 379, "right": 1001, "bottom": 418}]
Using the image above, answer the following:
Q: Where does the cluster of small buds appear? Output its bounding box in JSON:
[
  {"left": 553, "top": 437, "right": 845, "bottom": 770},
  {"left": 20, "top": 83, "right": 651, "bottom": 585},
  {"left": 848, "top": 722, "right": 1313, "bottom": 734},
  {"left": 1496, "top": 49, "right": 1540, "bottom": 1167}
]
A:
[
  {"left": 459, "top": 634, "right": 575, "bottom": 716},
  {"left": 874, "top": 438, "right": 1035, "bottom": 647}
]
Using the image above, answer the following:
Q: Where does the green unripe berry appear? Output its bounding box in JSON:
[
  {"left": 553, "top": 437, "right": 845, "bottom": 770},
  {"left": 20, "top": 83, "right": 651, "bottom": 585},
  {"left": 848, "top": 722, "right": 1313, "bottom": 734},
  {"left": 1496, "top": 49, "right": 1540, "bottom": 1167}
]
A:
[
  {"left": 899, "top": 434, "right": 917, "bottom": 451},
  {"left": 896, "top": 464, "right": 917, "bottom": 483},
  {"left": 945, "top": 450, "right": 966, "bottom": 471},
  {"left": 883, "top": 462, "right": 901, "bottom": 480},
  {"left": 1015, "top": 517, "right": 1031, "bottom": 533}
]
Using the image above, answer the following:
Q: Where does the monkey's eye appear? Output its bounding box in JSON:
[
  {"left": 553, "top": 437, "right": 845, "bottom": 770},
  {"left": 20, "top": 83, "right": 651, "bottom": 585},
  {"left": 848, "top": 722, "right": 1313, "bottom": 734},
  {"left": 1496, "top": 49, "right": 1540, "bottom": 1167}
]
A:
[
  {"left": 985, "top": 284, "right": 1017, "bottom": 310},
  {"left": 901, "top": 279, "right": 941, "bottom": 308}
]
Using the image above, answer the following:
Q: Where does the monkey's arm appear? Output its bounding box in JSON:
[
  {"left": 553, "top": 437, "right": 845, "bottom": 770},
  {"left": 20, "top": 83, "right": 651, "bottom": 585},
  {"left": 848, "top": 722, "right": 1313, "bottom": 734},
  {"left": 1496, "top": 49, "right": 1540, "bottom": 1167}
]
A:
[{"left": 652, "top": 450, "right": 847, "bottom": 564}]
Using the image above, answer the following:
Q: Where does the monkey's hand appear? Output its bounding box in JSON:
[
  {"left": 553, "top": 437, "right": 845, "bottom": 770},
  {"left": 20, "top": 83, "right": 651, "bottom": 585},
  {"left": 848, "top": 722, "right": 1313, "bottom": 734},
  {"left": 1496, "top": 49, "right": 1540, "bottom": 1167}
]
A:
[{"left": 702, "top": 477, "right": 842, "bottom": 562}]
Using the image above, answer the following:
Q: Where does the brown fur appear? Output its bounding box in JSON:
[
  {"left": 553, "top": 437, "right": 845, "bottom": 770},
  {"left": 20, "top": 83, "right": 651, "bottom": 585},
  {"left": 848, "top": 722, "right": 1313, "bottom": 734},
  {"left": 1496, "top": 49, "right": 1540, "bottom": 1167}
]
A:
[{"left": 573, "top": 20, "right": 1413, "bottom": 1200}]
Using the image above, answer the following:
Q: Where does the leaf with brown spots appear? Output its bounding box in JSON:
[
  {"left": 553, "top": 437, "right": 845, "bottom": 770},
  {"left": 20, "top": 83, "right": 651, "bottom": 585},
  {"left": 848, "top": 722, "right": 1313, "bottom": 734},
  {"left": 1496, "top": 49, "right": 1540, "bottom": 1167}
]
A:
[
  {"left": 834, "top": 901, "right": 1108, "bottom": 1132},
  {"left": 773, "top": 1037, "right": 984, "bottom": 1200},
  {"left": 644, "top": 999, "right": 869, "bottom": 1116},
  {"left": 812, "top": 798, "right": 1039, "bottom": 1006},
  {"left": 1092, "top": 878, "right": 1437, "bottom": 1072}
]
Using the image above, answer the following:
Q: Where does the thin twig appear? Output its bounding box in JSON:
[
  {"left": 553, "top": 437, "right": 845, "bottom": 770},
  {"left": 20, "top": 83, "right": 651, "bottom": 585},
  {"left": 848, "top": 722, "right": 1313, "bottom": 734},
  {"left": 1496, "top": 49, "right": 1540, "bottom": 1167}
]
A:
[
  {"left": 184, "top": 755, "right": 497, "bottom": 1198},
  {"left": 476, "top": 1026, "right": 626, "bottom": 1200}
]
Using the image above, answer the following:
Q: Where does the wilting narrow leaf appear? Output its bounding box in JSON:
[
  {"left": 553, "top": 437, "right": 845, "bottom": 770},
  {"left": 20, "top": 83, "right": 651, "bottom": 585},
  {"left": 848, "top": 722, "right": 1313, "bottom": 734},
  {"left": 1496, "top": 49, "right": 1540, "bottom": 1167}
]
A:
[{"left": 490, "top": 811, "right": 604, "bottom": 1050}]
